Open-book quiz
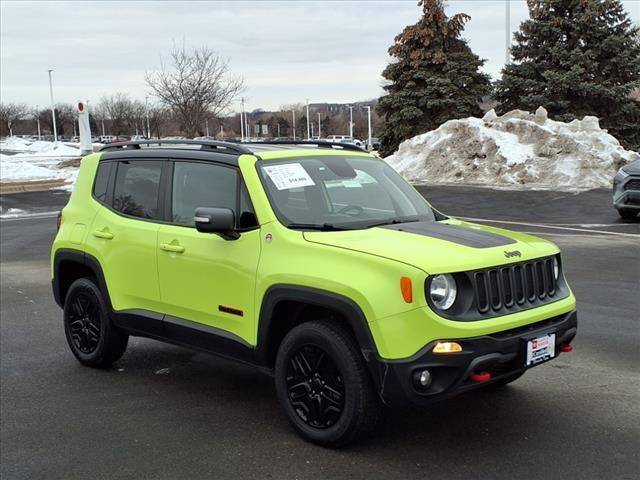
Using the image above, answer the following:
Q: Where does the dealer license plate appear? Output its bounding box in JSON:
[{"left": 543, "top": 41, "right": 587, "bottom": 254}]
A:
[{"left": 525, "top": 333, "right": 556, "bottom": 367}]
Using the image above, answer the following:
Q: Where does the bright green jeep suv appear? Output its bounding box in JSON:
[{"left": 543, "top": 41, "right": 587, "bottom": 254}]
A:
[{"left": 51, "top": 140, "right": 577, "bottom": 446}]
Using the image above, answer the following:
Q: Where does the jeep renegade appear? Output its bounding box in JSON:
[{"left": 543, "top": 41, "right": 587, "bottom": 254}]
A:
[{"left": 51, "top": 140, "right": 577, "bottom": 446}]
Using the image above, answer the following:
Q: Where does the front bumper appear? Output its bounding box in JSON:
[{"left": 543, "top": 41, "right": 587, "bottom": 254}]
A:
[
  {"left": 613, "top": 177, "right": 640, "bottom": 210},
  {"left": 373, "top": 310, "right": 577, "bottom": 407}
]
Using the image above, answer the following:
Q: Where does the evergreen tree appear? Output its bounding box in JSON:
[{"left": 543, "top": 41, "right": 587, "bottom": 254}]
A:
[
  {"left": 496, "top": 0, "right": 640, "bottom": 151},
  {"left": 376, "top": 0, "right": 491, "bottom": 157}
]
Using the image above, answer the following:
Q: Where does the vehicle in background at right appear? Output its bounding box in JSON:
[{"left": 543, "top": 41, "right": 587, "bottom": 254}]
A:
[{"left": 613, "top": 159, "right": 640, "bottom": 220}]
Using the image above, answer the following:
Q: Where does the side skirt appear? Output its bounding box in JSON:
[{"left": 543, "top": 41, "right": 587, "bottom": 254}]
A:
[{"left": 112, "top": 309, "right": 269, "bottom": 373}]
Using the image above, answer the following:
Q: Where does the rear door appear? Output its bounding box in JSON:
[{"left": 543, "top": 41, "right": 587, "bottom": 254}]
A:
[
  {"left": 85, "top": 158, "right": 166, "bottom": 314},
  {"left": 156, "top": 160, "right": 261, "bottom": 345}
]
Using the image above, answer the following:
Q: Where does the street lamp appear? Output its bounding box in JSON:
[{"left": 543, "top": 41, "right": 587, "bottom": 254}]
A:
[
  {"left": 47, "top": 69, "right": 58, "bottom": 143},
  {"left": 240, "top": 98, "right": 245, "bottom": 141},
  {"left": 505, "top": 0, "right": 511, "bottom": 64},
  {"left": 349, "top": 105, "right": 354, "bottom": 138},
  {"left": 306, "top": 98, "right": 311, "bottom": 140},
  {"left": 145, "top": 96, "right": 151, "bottom": 138},
  {"left": 365, "top": 106, "right": 372, "bottom": 151},
  {"left": 318, "top": 113, "right": 321, "bottom": 138},
  {"left": 292, "top": 110, "right": 296, "bottom": 141},
  {"left": 35, "top": 105, "right": 41, "bottom": 140}
]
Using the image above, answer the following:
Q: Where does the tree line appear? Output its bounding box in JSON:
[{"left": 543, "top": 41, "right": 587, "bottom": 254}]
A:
[
  {"left": 2, "top": 0, "right": 638, "bottom": 153},
  {"left": 377, "top": 0, "right": 640, "bottom": 155}
]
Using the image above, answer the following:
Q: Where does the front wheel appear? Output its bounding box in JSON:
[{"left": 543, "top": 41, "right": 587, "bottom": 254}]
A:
[
  {"left": 63, "top": 278, "right": 128, "bottom": 368},
  {"left": 274, "top": 320, "right": 381, "bottom": 447},
  {"left": 617, "top": 208, "right": 638, "bottom": 220}
]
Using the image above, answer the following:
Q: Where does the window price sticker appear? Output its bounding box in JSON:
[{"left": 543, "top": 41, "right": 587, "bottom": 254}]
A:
[{"left": 263, "top": 163, "right": 316, "bottom": 190}]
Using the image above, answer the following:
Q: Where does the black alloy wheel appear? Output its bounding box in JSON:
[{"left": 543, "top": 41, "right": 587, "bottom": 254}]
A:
[
  {"left": 286, "top": 344, "right": 345, "bottom": 429},
  {"left": 67, "top": 291, "right": 102, "bottom": 354}
]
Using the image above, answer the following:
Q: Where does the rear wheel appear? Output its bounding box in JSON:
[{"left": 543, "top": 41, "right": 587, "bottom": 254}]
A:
[
  {"left": 274, "top": 320, "right": 380, "bottom": 447},
  {"left": 617, "top": 208, "right": 638, "bottom": 220},
  {"left": 63, "top": 278, "right": 128, "bottom": 368}
]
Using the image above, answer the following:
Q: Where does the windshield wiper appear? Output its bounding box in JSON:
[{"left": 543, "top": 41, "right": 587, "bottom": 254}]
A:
[
  {"left": 287, "top": 223, "right": 348, "bottom": 231},
  {"left": 363, "top": 218, "right": 420, "bottom": 229}
]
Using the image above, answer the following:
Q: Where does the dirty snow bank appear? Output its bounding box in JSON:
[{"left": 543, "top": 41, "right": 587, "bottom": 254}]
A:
[
  {"left": 385, "top": 107, "right": 639, "bottom": 189},
  {"left": 1, "top": 137, "right": 82, "bottom": 186}
]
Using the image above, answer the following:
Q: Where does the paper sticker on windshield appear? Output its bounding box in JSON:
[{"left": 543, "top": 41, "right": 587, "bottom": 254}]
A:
[{"left": 263, "top": 163, "right": 316, "bottom": 190}]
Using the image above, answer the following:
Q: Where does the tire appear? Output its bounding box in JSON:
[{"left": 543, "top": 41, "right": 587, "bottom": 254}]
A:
[
  {"left": 274, "top": 320, "right": 381, "bottom": 447},
  {"left": 63, "top": 278, "right": 128, "bottom": 368},
  {"left": 485, "top": 370, "right": 525, "bottom": 390},
  {"left": 617, "top": 208, "right": 638, "bottom": 220}
]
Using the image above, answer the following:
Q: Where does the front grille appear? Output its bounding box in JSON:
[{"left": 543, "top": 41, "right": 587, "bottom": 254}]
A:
[
  {"left": 473, "top": 257, "right": 558, "bottom": 315},
  {"left": 624, "top": 178, "right": 640, "bottom": 191}
]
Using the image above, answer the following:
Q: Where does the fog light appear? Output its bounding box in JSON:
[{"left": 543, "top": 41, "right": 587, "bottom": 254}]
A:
[
  {"left": 433, "top": 341, "right": 463, "bottom": 353},
  {"left": 413, "top": 369, "right": 432, "bottom": 389}
]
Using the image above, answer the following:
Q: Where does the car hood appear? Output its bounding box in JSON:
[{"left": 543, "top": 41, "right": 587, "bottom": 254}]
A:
[
  {"left": 303, "top": 219, "right": 559, "bottom": 274},
  {"left": 622, "top": 159, "right": 640, "bottom": 176}
]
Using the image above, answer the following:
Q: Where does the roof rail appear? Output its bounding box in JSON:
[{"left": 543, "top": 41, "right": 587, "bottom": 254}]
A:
[
  {"left": 99, "top": 139, "right": 253, "bottom": 155},
  {"left": 245, "top": 140, "right": 367, "bottom": 152}
]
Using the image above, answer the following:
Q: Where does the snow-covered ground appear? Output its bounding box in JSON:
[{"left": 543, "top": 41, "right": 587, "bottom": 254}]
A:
[
  {"left": 0, "top": 137, "right": 83, "bottom": 186},
  {"left": 385, "top": 107, "right": 639, "bottom": 190}
]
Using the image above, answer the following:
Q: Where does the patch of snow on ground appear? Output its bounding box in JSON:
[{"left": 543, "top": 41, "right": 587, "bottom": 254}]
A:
[
  {"left": 385, "top": 107, "right": 639, "bottom": 190},
  {"left": 1, "top": 137, "right": 82, "bottom": 186}
]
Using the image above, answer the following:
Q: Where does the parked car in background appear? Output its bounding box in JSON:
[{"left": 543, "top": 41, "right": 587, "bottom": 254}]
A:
[
  {"left": 99, "top": 135, "right": 117, "bottom": 144},
  {"left": 370, "top": 137, "right": 381, "bottom": 150},
  {"left": 612, "top": 159, "right": 640, "bottom": 220}
]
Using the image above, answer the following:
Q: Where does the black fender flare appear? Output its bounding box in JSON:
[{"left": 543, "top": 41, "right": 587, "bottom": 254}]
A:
[
  {"left": 52, "top": 248, "right": 112, "bottom": 310},
  {"left": 254, "top": 285, "right": 385, "bottom": 388}
]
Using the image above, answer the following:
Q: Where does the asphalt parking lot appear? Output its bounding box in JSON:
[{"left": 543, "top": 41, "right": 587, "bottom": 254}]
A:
[{"left": 1, "top": 186, "right": 639, "bottom": 480}]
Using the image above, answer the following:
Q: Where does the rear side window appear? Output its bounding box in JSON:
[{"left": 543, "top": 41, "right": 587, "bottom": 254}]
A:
[
  {"left": 92, "top": 162, "right": 112, "bottom": 203},
  {"left": 172, "top": 162, "right": 238, "bottom": 226},
  {"left": 113, "top": 161, "right": 163, "bottom": 220}
]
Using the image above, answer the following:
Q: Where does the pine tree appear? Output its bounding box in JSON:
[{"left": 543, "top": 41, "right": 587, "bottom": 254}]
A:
[
  {"left": 376, "top": 0, "right": 492, "bottom": 157},
  {"left": 496, "top": 0, "right": 640, "bottom": 151}
]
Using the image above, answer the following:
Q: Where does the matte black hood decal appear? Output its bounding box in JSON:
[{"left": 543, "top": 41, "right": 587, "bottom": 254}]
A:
[{"left": 379, "top": 221, "right": 516, "bottom": 248}]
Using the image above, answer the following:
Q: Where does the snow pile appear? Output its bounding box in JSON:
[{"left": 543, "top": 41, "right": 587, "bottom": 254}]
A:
[
  {"left": 1, "top": 137, "right": 82, "bottom": 187},
  {"left": 385, "top": 107, "right": 639, "bottom": 189},
  {"left": 0, "top": 137, "right": 81, "bottom": 157}
]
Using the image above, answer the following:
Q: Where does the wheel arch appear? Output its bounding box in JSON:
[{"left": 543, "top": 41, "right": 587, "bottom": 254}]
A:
[
  {"left": 255, "top": 285, "right": 380, "bottom": 371},
  {"left": 52, "top": 249, "right": 111, "bottom": 309}
]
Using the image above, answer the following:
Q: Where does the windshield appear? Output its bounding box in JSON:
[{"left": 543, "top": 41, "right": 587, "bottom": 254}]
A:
[{"left": 257, "top": 156, "right": 438, "bottom": 230}]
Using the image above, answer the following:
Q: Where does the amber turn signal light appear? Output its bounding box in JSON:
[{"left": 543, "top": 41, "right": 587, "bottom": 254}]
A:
[
  {"left": 432, "top": 341, "right": 463, "bottom": 353},
  {"left": 400, "top": 277, "right": 413, "bottom": 303}
]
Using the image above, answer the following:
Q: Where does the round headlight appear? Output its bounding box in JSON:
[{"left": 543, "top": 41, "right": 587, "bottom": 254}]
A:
[
  {"left": 553, "top": 257, "right": 559, "bottom": 280},
  {"left": 429, "top": 274, "right": 457, "bottom": 310}
]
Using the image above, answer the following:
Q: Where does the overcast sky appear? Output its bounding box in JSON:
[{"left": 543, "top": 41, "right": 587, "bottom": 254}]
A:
[{"left": 1, "top": 0, "right": 638, "bottom": 112}]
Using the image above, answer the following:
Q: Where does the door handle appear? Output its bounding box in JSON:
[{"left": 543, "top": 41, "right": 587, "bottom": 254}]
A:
[
  {"left": 160, "top": 242, "right": 185, "bottom": 254},
  {"left": 92, "top": 228, "right": 114, "bottom": 240}
]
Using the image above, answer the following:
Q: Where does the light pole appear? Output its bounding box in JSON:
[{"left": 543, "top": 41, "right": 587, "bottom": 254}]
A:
[
  {"left": 47, "top": 69, "right": 58, "bottom": 143},
  {"left": 292, "top": 110, "right": 296, "bottom": 141},
  {"left": 240, "top": 98, "right": 245, "bottom": 141},
  {"left": 205, "top": 118, "right": 210, "bottom": 137},
  {"left": 145, "top": 96, "right": 151, "bottom": 138},
  {"left": 505, "top": 0, "right": 511, "bottom": 64},
  {"left": 101, "top": 119, "right": 106, "bottom": 136},
  {"left": 365, "top": 106, "right": 372, "bottom": 151},
  {"left": 349, "top": 105, "right": 354, "bottom": 138},
  {"left": 220, "top": 124, "right": 224, "bottom": 138},
  {"left": 306, "top": 99, "right": 310, "bottom": 140},
  {"left": 318, "top": 113, "right": 321, "bottom": 138},
  {"left": 35, "top": 105, "right": 41, "bottom": 140}
]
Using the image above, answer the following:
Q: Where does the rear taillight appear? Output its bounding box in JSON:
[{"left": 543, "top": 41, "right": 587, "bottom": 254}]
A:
[{"left": 56, "top": 211, "right": 62, "bottom": 232}]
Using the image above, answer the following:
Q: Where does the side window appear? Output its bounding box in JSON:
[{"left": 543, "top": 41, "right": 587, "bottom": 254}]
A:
[
  {"left": 112, "top": 160, "right": 163, "bottom": 220},
  {"left": 92, "top": 162, "right": 112, "bottom": 204},
  {"left": 171, "top": 162, "right": 238, "bottom": 227}
]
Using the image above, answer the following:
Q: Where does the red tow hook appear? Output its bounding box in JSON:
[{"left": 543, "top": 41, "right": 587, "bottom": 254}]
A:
[
  {"left": 559, "top": 344, "right": 574, "bottom": 353},
  {"left": 470, "top": 371, "right": 492, "bottom": 383}
]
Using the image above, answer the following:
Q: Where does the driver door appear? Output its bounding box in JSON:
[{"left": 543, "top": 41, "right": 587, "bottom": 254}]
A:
[{"left": 156, "top": 160, "right": 260, "bottom": 345}]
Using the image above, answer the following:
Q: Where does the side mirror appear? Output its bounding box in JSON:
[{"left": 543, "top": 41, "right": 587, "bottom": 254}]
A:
[{"left": 194, "top": 207, "right": 239, "bottom": 240}]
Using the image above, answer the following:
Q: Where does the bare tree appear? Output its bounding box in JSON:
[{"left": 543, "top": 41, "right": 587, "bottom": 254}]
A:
[
  {"left": 0, "top": 102, "right": 29, "bottom": 137},
  {"left": 145, "top": 44, "right": 245, "bottom": 137},
  {"left": 99, "top": 93, "right": 137, "bottom": 136}
]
